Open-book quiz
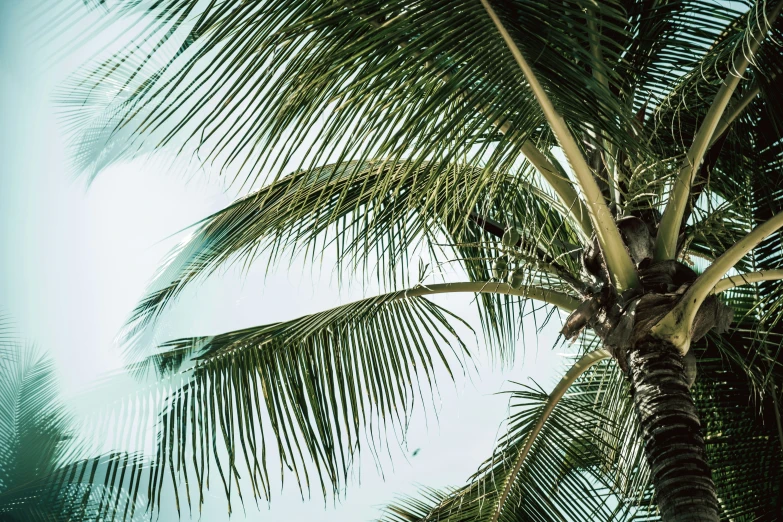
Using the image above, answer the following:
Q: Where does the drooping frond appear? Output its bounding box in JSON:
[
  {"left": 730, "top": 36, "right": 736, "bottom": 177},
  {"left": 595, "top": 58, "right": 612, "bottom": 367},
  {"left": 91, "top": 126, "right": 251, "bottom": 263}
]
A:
[
  {"left": 0, "top": 347, "right": 71, "bottom": 494},
  {"left": 54, "top": 0, "right": 759, "bottom": 200},
  {"left": 40, "top": 1, "right": 783, "bottom": 519},
  {"left": 379, "top": 353, "right": 658, "bottom": 522},
  {"left": 57, "top": 0, "right": 557, "bottom": 186},
  {"left": 617, "top": 0, "right": 749, "bottom": 111},
  {"left": 98, "top": 289, "right": 481, "bottom": 514},
  {"left": 647, "top": 4, "right": 782, "bottom": 240},
  {"left": 381, "top": 331, "right": 783, "bottom": 522},
  {"left": 0, "top": 344, "right": 145, "bottom": 522},
  {"left": 689, "top": 336, "right": 783, "bottom": 519},
  {"left": 480, "top": 0, "right": 641, "bottom": 291},
  {"left": 121, "top": 159, "right": 583, "bottom": 361},
  {"left": 452, "top": 200, "right": 585, "bottom": 355}
]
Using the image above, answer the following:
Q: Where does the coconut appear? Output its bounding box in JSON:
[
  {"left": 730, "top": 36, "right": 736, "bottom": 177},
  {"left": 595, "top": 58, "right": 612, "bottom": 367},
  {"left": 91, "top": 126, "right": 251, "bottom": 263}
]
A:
[
  {"left": 492, "top": 256, "right": 509, "bottom": 280},
  {"left": 501, "top": 228, "right": 521, "bottom": 248},
  {"left": 508, "top": 267, "right": 525, "bottom": 289}
]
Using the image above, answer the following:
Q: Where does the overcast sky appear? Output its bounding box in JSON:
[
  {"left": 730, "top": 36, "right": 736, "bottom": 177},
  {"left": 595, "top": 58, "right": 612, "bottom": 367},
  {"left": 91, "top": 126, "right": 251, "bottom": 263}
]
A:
[{"left": 0, "top": 3, "right": 569, "bottom": 520}]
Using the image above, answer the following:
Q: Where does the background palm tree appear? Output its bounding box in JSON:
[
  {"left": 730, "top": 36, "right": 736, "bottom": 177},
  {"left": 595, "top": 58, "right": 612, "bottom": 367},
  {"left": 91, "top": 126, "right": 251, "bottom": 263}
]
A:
[
  {"left": 55, "top": 0, "right": 783, "bottom": 520},
  {"left": 0, "top": 314, "right": 144, "bottom": 522}
]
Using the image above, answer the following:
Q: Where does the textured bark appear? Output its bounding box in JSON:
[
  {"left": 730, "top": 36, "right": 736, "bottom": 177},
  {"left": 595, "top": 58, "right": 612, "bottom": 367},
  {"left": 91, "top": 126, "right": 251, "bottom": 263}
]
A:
[
  {"left": 629, "top": 336, "right": 719, "bottom": 522},
  {"left": 559, "top": 239, "right": 729, "bottom": 519}
]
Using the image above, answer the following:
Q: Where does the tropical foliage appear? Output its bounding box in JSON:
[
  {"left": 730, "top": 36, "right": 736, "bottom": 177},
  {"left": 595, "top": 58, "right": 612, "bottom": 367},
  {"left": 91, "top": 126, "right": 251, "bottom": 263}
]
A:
[
  {"left": 0, "top": 315, "right": 144, "bottom": 522},
  {"left": 53, "top": 0, "right": 783, "bottom": 520}
]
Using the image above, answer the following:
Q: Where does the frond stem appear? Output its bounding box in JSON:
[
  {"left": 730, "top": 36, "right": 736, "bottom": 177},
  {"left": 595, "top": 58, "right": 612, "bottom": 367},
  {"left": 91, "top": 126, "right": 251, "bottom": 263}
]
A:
[
  {"left": 655, "top": 0, "right": 783, "bottom": 261},
  {"left": 518, "top": 141, "right": 594, "bottom": 239},
  {"left": 712, "top": 269, "right": 783, "bottom": 294},
  {"left": 481, "top": 106, "right": 593, "bottom": 237},
  {"left": 480, "top": 0, "right": 639, "bottom": 291},
  {"left": 490, "top": 349, "right": 611, "bottom": 522},
  {"left": 653, "top": 211, "right": 783, "bottom": 353},
  {"left": 710, "top": 83, "right": 760, "bottom": 146},
  {"left": 364, "top": 13, "right": 593, "bottom": 238},
  {"left": 468, "top": 212, "right": 588, "bottom": 293},
  {"left": 400, "top": 281, "right": 580, "bottom": 312}
]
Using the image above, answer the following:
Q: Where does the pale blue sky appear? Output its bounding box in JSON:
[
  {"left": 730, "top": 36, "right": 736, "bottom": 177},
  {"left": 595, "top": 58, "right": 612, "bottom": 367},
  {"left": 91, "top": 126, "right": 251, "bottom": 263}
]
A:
[{"left": 0, "top": 3, "right": 568, "bottom": 520}]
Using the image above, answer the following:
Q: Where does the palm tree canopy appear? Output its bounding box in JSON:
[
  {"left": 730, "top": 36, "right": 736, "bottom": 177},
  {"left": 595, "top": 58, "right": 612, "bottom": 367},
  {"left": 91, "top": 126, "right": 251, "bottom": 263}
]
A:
[{"left": 52, "top": 0, "right": 783, "bottom": 519}]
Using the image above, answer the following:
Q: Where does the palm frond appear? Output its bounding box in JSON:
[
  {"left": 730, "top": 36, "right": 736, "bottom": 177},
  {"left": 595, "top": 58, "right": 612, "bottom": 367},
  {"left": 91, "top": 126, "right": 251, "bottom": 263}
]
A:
[
  {"left": 0, "top": 346, "right": 70, "bottom": 492},
  {"left": 0, "top": 344, "right": 146, "bottom": 522},
  {"left": 57, "top": 0, "right": 551, "bottom": 187},
  {"left": 55, "top": 0, "right": 757, "bottom": 196},
  {"left": 0, "top": 311, "right": 16, "bottom": 356},
  {"left": 96, "top": 289, "right": 479, "bottom": 514},
  {"left": 688, "top": 336, "right": 783, "bottom": 519},
  {"left": 41, "top": 1, "right": 783, "bottom": 520},
  {"left": 453, "top": 211, "right": 584, "bottom": 356},
  {"left": 381, "top": 332, "right": 783, "bottom": 522},
  {"left": 379, "top": 353, "right": 656, "bottom": 522},
  {"left": 121, "top": 159, "right": 583, "bottom": 361}
]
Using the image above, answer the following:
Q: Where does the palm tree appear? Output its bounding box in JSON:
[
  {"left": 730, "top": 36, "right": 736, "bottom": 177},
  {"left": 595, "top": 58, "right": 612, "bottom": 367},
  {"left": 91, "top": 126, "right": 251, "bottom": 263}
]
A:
[
  {"left": 0, "top": 317, "right": 145, "bottom": 522},
  {"left": 56, "top": 0, "right": 783, "bottom": 520}
]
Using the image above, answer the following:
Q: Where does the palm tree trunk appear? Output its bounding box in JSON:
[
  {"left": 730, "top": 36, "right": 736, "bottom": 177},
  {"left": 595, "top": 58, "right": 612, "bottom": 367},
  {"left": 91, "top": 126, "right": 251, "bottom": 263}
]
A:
[{"left": 628, "top": 335, "right": 719, "bottom": 521}]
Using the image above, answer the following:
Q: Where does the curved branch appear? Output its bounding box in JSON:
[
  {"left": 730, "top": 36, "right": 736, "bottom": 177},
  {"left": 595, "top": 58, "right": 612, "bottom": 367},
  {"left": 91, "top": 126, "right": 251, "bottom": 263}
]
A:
[
  {"left": 518, "top": 141, "right": 594, "bottom": 238},
  {"left": 655, "top": 0, "right": 783, "bottom": 261},
  {"left": 712, "top": 269, "right": 783, "bottom": 294},
  {"left": 653, "top": 212, "right": 783, "bottom": 353},
  {"left": 400, "top": 281, "right": 580, "bottom": 313},
  {"left": 712, "top": 65, "right": 780, "bottom": 146},
  {"left": 490, "top": 349, "right": 611, "bottom": 522},
  {"left": 480, "top": 0, "right": 639, "bottom": 291},
  {"left": 678, "top": 80, "right": 773, "bottom": 234},
  {"left": 709, "top": 68, "right": 779, "bottom": 148}
]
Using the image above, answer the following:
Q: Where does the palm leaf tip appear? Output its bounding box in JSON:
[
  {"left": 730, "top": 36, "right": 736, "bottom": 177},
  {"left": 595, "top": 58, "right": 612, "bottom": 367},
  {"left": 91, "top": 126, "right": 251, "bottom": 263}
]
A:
[{"left": 379, "top": 487, "right": 452, "bottom": 522}]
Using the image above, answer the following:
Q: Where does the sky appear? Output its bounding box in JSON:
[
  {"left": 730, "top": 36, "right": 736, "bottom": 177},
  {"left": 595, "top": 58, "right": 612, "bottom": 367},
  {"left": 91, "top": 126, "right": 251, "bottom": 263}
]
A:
[{"left": 0, "top": 3, "right": 569, "bottom": 520}]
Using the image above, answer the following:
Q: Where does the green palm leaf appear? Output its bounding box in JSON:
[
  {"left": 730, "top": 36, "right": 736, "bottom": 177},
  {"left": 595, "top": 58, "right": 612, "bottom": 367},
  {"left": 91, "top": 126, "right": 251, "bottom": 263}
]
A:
[
  {"left": 103, "top": 289, "right": 479, "bottom": 513},
  {"left": 384, "top": 334, "right": 783, "bottom": 522},
  {"left": 380, "top": 338, "right": 783, "bottom": 521},
  {"left": 47, "top": 0, "right": 783, "bottom": 520},
  {"left": 56, "top": 0, "right": 751, "bottom": 189},
  {"left": 691, "top": 337, "right": 783, "bottom": 520},
  {"left": 379, "top": 352, "right": 657, "bottom": 522},
  {"left": 0, "top": 343, "right": 145, "bottom": 522},
  {"left": 121, "top": 159, "right": 582, "bottom": 361}
]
